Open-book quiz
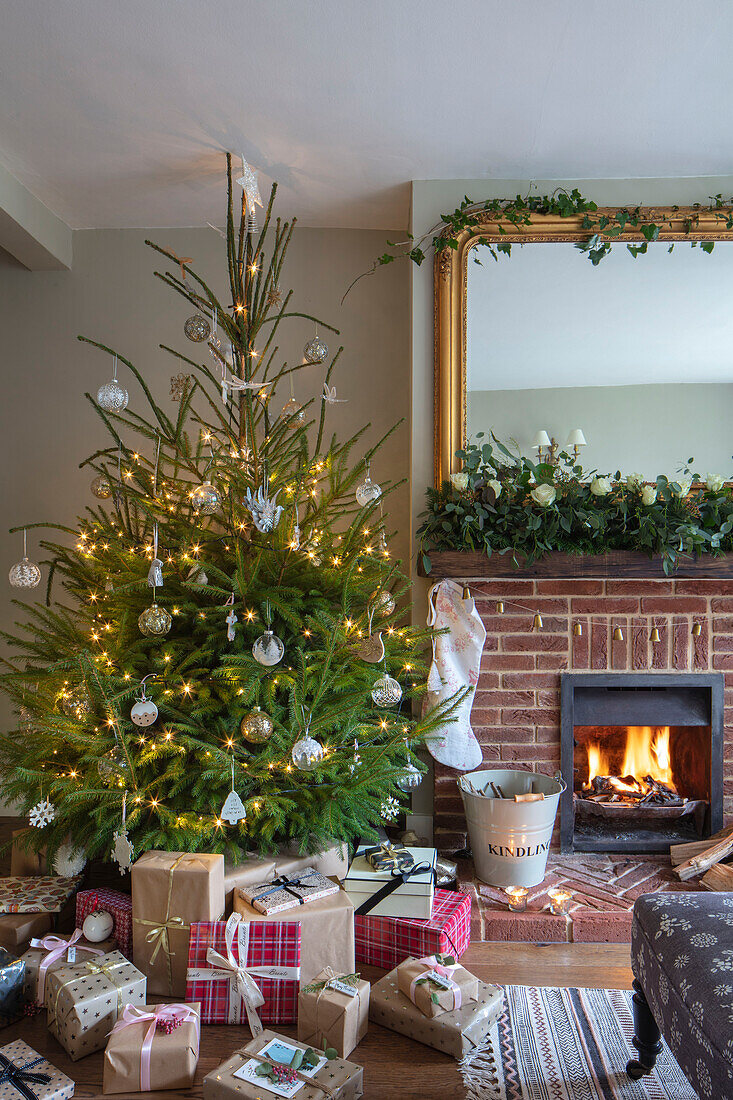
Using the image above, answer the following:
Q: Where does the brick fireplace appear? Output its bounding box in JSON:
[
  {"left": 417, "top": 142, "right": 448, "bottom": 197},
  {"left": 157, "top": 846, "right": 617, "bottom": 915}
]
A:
[{"left": 434, "top": 576, "right": 733, "bottom": 854}]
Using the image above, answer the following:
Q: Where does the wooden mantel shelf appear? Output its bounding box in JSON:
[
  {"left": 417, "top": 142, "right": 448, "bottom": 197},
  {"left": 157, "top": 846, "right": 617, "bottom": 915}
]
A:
[{"left": 418, "top": 549, "right": 733, "bottom": 581}]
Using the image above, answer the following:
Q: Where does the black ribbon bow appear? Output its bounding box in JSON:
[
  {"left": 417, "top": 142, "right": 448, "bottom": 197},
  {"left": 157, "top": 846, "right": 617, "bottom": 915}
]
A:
[
  {"left": 0, "top": 1053, "right": 51, "bottom": 1100},
  {"left": 354, "top": 861, "right": 433, "bottom": 916},
  {"left": 252, "top": 869, "right": 322, "bottom": 906}
]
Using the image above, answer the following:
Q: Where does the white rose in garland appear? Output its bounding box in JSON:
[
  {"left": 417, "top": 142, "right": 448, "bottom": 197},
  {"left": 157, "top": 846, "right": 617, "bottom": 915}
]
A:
[
  {"left": 450, "top": 472, "right": 469, "bottom": 491},
  {"left": 487, "top": 478, "right": 502, "bottom": 499},
  {"left": 706, "top": 473, "right": 725, "bottom": 492},
  {"left": 590, "top": 476, "right": 612, "bottom": 497},
  {"left": 530, "top": 483, "right": 556, "bottom": 507},
  {"left": 672, "top": 478, "right": 691, "bottom": 497},
  {"left": 641, "top": 485, "right": 657, "bottom": 506},
  {"left": 626, "top": 472, "right": 643, "bottom": 489}
]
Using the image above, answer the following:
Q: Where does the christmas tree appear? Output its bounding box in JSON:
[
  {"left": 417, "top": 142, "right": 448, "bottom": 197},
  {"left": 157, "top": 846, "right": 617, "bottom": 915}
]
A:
[{"left": 0, "top": 154, "right": 454, "bottom": 869}]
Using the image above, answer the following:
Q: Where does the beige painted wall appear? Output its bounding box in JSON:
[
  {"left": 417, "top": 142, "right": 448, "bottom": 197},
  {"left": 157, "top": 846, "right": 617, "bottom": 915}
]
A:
[{"left": 0, "top": 224, "right": 409, "bottom": 731}]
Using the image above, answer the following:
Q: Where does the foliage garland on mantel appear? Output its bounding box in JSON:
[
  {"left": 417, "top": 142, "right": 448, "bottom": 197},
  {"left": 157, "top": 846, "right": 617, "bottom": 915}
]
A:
[
  {"left": 375, "top": 189, "right": 733, "bottom": 270},
  {"left": 418, "top": 437, "right": 733, "bottom": 576}
]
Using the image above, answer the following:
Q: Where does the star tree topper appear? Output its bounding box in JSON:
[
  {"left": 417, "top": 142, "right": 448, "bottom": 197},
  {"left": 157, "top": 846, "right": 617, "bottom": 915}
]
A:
[{"left": 236, "top": 155, "right": 263, "bottom": 220}]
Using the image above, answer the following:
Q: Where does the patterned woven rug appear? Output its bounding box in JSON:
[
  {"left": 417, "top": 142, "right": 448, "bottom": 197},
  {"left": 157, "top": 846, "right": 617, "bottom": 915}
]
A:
[{"left": 459, "top": 986, "right": 697, "bottom": 1100}]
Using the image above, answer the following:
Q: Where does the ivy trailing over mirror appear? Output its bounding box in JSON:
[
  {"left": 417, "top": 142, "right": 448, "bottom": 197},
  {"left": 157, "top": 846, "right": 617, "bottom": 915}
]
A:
[
  {"left": 377, "top": 190, "right": 733, "bottom": 270},
  {"left": 418, "top": 436, "right": 733, "bottom": 575}
]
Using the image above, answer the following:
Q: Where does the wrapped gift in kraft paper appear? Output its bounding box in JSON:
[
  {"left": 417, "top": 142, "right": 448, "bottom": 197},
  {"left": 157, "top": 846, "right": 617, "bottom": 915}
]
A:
[
  {"left": 370, "top": 966, "right": 503, "bottom": 1059},
  {"left": 0, "top": 913, "right": 52, "bottom": 953},
  {"left": 186, "top": 913, "right": 300, "bottom": 1028},
  {"left": 298, "top": 968, "right": 369, "bottom": 1059},
  {"left": 76, "top": 889, "right": 132, "bottom": 960},
  {"left": 233, "top": 880, "right": 354, "bottom": 986},
  {"left": 103, "top": 1002, "right": 200, "bottom": 1094},
  {"left": 355, "top": 888, "right": 471, "bottom": 969},
  {"left": 9, "top": 831, "right": 47, "bottom": 877},
  {"left": 0, "top": 1039, "right": 75, "bottom": 1100},
  {"left": 344, "top": 845, "right": 436, "bottom": 919},
  {"left": 396, "top": 954, "right": 478, "bottom": 1018},
  {"left": 203, "top": 1030, "right": 364, "bottom": 1100},
  {"left": 22, "top": 929, "right": 115, "bottom": 1006},
  {"left": 0, "top": 948, "right": 26, "bottom": 1029},
  {"left": 46, "top": 949, "right": 147, "bottom": 1061},
  {"left": 223, "top": 841, "right": 348, "bottom": 910},
  {"left": 132, "top": 852, "right": 224, "bottom": 996}
]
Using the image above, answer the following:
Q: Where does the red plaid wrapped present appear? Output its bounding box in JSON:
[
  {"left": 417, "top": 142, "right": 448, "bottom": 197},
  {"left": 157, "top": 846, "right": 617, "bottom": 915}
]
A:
[
  {"left": 355, "top": 888, "right": 470, "bottom": 969},
  {"left": 75, "top": 888, "right": 132, "bottom": 959},
  {"left": 186, "top": 912, "right": 300, "bottom": 1029}
]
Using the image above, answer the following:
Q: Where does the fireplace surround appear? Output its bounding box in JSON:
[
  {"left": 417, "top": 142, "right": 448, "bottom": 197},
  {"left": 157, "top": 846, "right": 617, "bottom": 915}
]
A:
[
  {"left": 559, "top": 671, "right": 723, "bottom": 853},
  {"left": 432, "top": 576, "right": 733, "bottom": 855}
]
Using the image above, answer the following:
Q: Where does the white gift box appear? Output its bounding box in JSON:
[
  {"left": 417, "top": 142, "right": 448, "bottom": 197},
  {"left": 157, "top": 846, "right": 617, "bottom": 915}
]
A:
[{"left": 343, "top": 844, "right": 436, "bottom": 919}]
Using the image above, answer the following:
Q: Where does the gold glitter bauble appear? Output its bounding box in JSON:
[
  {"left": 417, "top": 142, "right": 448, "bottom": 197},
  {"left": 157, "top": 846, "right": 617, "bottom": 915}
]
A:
[
  {"left": 138, "top": 603, "right": 172, "bottom": 637},
  {"left": 91, "top": 474, "right": 113, "bottom": 499},
  {"left": 240, "top": 706, "right": 274, "bottom": 743}
]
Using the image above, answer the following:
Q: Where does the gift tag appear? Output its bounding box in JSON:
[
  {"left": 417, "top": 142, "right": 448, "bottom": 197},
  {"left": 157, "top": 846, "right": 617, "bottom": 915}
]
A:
[
  {"left": 327, "top": 978, "right": 358, "bottom": 998},
  {"left": 66, "top": 946, "right": 77, "bottom": 963},
  {"left": 426, "top": 969, "right": 454, "bottom": 990}
]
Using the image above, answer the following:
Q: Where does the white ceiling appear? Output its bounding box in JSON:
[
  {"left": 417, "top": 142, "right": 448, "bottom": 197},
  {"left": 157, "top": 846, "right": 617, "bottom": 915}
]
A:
[{"left": 2, "top": 0, "right": 733, "bottom": 230}]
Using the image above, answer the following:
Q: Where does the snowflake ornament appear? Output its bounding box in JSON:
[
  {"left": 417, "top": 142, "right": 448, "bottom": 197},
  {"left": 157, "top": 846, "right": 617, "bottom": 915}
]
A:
[
  {"left": 29, "top": 798, "right": 55, "bottom": 828},
  {"left": 53, "top": 841, "right": 87, "bottom": 876},
  {"left": 380, "top": 795, "right": 400, "bottom": 821},
  {"left": 112, "top": 830, "right": 134, "bottom": 874}
]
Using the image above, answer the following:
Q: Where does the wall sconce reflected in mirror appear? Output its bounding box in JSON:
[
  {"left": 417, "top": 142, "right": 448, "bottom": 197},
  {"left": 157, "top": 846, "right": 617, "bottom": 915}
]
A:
[
  {"left": 566, "top": 428, "right": 587, "bottom": 462},
  {"left": 532, "top": 428, "right": 587, "bottom": 465}
]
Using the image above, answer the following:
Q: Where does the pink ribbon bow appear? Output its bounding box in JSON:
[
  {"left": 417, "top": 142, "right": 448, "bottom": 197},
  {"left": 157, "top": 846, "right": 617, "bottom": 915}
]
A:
[
  {"left": 410, "top": 954, "right": 462, "bottom": 1010},
  {"left": 30, "top": 929, "right": 103, "bottom": 1004},
  {"left": 110, "top": 1004, "right": 199, "bottom": 1092}
]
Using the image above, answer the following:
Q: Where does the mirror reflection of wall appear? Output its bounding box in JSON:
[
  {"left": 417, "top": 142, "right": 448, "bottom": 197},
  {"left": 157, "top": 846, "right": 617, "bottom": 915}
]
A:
[{"left": 466, "top": 242, "right": 733, "bottom": 479}]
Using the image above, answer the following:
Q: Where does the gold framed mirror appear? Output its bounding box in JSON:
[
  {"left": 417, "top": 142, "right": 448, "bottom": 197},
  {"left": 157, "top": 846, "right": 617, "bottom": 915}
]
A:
[{"left": 433, "top": 207, "right": 733, "bottom": 486}]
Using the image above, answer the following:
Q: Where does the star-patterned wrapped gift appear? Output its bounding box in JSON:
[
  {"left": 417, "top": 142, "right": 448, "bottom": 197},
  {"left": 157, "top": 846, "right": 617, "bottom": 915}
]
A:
[
  {"left": 369, "top": 966, "right": 503, "bottom": 1059},
  {"left": 0, "top": 1039, "right": 75, "bottom": 1100},
  {"left": 202, "top": 1029, "right": 364, "bottom": 1100},
  {"left": 46, "top": 950, "right": 146, "bottom": 1061}
]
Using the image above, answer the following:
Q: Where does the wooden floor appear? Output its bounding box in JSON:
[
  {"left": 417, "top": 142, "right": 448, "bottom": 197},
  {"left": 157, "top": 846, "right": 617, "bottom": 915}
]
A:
[
  {"left": 2, "top": 942, "right": 632, "bottom": 1100},
  {"left": 0, "top": 820, "right": 633, "bottom": 1098}
]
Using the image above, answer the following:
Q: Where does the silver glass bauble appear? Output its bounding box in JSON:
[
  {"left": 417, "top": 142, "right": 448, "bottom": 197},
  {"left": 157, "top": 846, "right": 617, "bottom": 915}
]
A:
[
  {"left": 252, "top": 630, "right": 284, "bottom": 666},
  {"left": 396, "top": 762, "right": 423, "bottom": 793},
  {"left": 97, "top": 379, "right": 129, "bottom": 412},
  {"left": 9, "top": 557, "right": 41, "bottom": 588},
  {"left": 280, "top": 397, "right": 306, "bottom": 425},
  {"left": 191, "top": 480, "right": 221, "bottom": 516},
  {"left": 303, "top": 336, "right": 328, "bottom": 364},
  {"left": 130, "top": 697, "right": 158, "bottom": 727},
  {"left": 17, "top": 705, "right": 34, "bottom": 733},
  {"left": 138, "top": 603, "right": 172, "bottom": 636},
  {"left": 184, "top": 314, "right": 211, "bottom": 342},
  {"left": 355, "top": 476, "right": 382, "bottom": 507},
  {"left": 291, "top": 734, "right": 324, "bottom": 771},
  {"left": 90, "top": 473, "right": 113, "bottom": 499},
  {"left": 370, "top": 590, "right": 395, "bottom": 618},
  {"left": 371, "top": 673, "right": 403, "bottom": 708},
  {"left": 61, "top": 683, "right": 92, "bottom": 721},
  {"left": 240, "top": 706, "right": 274, "bottom": 743},
  {"left": 98, "top": 748, "right": 130, "bottom": 786}
]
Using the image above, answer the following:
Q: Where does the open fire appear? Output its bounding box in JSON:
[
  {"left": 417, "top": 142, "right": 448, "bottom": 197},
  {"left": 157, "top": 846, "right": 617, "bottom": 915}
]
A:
[{"left": 583, "top": 726, "right": 682, "bottom": 806}]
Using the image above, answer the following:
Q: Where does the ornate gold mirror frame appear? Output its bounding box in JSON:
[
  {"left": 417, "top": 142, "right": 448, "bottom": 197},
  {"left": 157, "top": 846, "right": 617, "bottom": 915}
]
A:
[{"left": 433, "top": 207, "right": 733, "bottom": 486}]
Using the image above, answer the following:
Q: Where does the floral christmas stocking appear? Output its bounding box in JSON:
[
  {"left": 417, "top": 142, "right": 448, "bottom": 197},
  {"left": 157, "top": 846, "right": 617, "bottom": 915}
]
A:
[{"left": 423, "top": 579, "right": 485, "bottom": 772}]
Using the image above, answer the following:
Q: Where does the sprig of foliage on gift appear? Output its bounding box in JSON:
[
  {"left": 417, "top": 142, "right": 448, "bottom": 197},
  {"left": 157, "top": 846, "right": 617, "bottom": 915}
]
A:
[
  {"left": 418, "top": 435, "right": 733, "bottom": 574},
  {"left": 414, "top": 954, "right": 456, "bottom": 1004},
  {"left": 0, "top": 154, "right": 462, "bottom": 865},
  {"left": 254, "top": 1045, "right": 337, "bottom": 1084},
  {"left": 301, "top": 972, "right": 361, "bottom": 995}
]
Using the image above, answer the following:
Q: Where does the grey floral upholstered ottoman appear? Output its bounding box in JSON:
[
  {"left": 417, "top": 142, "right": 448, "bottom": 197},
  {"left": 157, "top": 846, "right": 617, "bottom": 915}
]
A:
[{"left": 627, "top": 892, "right": 733, "bottom": 1096}]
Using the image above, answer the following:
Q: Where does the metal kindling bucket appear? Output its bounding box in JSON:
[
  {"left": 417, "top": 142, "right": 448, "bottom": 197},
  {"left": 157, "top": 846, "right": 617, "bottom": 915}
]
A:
[{"left": 458, "top": 768, "right": 566, "bottom": 888}]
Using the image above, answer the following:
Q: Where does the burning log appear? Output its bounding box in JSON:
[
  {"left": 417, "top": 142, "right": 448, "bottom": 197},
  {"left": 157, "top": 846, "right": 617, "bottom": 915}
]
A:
[{"left": 582, "top": 774, "right": 683, "bottom": 806}]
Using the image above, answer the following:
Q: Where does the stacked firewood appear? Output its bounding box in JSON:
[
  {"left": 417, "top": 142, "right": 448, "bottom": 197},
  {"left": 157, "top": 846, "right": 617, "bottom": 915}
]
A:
[{"left": 670, "top": 823, "right": 733, "bottom": 889}]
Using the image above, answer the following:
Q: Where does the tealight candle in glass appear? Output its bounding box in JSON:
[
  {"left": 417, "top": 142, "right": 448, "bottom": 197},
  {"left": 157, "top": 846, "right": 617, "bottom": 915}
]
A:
[
  {"left": 548, "top": 887, "right": 573, "bottom": 915},
  {"left": 505, "top": 886, "right": 529, "bottom": 912}
]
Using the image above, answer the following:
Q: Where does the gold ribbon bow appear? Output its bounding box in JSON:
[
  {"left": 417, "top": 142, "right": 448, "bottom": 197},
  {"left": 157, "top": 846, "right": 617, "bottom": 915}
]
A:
[
  {"left": 132, "top": 854, "right": 190, "bottom": 994},
  {"left": 52, "top": 957, "right": 128, "bottom": 1024}
]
